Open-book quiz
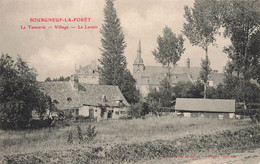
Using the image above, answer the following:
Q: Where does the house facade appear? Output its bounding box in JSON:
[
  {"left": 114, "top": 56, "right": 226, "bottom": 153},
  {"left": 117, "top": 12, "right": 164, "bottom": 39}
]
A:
[
  {"left": 133, "top": 41, "right": 224, "bottom": 96},
  {"left": 74, "top": 60, "right": 99, "bottom": 84},
  {"left": 40, "top": 77, "right": 130, "bottom": 120}
]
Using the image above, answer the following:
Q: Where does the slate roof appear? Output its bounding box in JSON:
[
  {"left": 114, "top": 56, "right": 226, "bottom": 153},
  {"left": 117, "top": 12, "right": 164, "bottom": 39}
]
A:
[
  {"left": 175, "top": 98, "right": 235, "bottom": 113},
  {"left": 140, "top": 66, "right": 201, "bottom": 85},
  {"left": 208, "top": 73, "right": 224, "bottom": 86},
  {"left": 79, "top": 83, "right": 130, "bottom": 107},
  {"left": 140, "top": 65, "right": 224, "bottom": 86},
  {"left": 40, "top": 81, "right": 130, "bottom": 110}
]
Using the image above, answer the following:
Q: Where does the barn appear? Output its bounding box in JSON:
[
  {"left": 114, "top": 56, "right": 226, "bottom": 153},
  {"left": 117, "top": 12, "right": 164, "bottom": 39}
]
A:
[
  {"left": 175, "top": 98, "right": 236, "bottom": 119},
  {"left": 40, "top": 78, "right": 130, "bottom": 120}
]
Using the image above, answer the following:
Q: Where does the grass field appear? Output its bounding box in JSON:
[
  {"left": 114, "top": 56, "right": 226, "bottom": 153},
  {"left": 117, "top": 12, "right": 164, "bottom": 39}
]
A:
[{"left": 0, "top": 116, "right": 259, "bottom": 163}]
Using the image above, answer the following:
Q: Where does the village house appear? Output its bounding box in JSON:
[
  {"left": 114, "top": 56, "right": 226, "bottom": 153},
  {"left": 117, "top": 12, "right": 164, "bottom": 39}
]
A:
[
  {"left": 133, "top": 41, "right": 224, "bottom": 96},
  {"left": 40, "top": 76, "right": 130, "bottom": 120},
  {"left": 175, "top": 98, "right": 236, "bottom": 119},
  {"left": 74, "top": 60, "right": 99, "bottom": 84}
]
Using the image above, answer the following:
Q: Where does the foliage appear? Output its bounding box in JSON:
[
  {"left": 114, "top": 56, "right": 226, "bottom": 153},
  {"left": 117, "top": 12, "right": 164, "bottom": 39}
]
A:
[
  {"left": 220, "top": 0, "right": 260, "bottom": 105},
  {"left": 120, "top": 70, "right": 141, "bottom": 104},
  {"left": 145, "top": 78, "right": 175, "bottom": 115},
  {"left": 183, "top": 0, "right": 220, "bottom": 98},
  {"left": 146, "top": 78, "right": 175, "bottom": 108},
  {"left": 86, "top": 124, "right": 98, "bottom": 142},
  {"left": 152, "top": 26, "right": 185, "bottom": 79},
  {"left": 173, "top": 81, "right": 204, "bottom": 98},
  {"left": 77, "top": 125, "right": 83, "bottom": 142},
  {"left": 45, "top": 77, "right": 51, "bottom": 82},
  {"left": 45, "top": 76, "right": 70, "bottom": 82},
  {"left": 130, "top": 102, "right": 149, "bottom": 118},
  {"left": 0, "top": 54, "right": 48, "bottom": 129},
  {"left": 99, "top": 0, "right": 139, "bottom": 104},
  {"left": 223, "top": 63, "right": 260, "bottom": 104},
  {"left": 200, "top": 55, "right": 212, "bottom": 98},
  {"left": 158, "top": 78, "right": 176, "bottom": 107},
  {"left": 183, "top": 0, "right": 220, "bottom": 50},
  {"left": 67, "top": 132, "right": 73, "bottom": 144},
  {"left": 5, "top": 123, "right": 258, "bottom": 163}
]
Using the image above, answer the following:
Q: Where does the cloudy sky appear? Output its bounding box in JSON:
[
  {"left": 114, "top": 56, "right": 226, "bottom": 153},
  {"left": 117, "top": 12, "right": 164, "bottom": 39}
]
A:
[{"left": 0, "top": 0, "right": 230, "bottom": 81}]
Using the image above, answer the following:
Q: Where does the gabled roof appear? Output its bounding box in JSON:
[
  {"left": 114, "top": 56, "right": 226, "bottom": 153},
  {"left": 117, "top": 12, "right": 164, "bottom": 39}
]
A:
[
  {"left": 40, "top": 82, "right": 130, "bottom": 110},
  {"left": 175, "top": 98, "right": 235, "bottom": 113},
  {"left": 40, "top": 82, "right": 82, "bottom": 110},
  {"left": 79, "top": 83, "right": 130, "bottom": 107},
  {"left": 140, "top": 66, "right": 201, "bottom": 85}
]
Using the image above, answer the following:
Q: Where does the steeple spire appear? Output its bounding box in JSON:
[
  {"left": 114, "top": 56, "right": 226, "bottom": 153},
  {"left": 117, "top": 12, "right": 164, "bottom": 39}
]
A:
[{"left": 134, "top": 40, "right": 143, "bottom": 64}]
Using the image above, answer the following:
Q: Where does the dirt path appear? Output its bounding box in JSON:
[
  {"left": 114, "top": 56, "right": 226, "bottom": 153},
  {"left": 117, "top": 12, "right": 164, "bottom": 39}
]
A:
[
  {"left": 138, "top": 148, "right": 260, "bottom": 164},
  {"left": 189, "top": 149, "right": 260, "bottom": 164}
]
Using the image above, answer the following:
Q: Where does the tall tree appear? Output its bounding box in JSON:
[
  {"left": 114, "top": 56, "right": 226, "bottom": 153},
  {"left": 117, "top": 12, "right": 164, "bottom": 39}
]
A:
[
  {"left": 183, "top": 0, "right": 220, "bottom": 98},
  {"left": 220, "top": 0, "right": 260, "bottom": 107},
  {"left": 152, "top": 26, "right": 185, "bottom": 80},
  {"left": 99, "top": 0, "right": 139, "bottom": 104},
  {"left": 99, "top": 0, "right": 127, "bottom": 86},
  {"left": 0, "top": 54, "right": 48, "bottom": 129}
]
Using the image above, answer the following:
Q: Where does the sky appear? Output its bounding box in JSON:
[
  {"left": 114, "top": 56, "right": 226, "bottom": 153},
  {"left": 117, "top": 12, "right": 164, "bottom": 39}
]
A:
[{"left": 0, "top": 0, "right": 231, "bottom": 81}]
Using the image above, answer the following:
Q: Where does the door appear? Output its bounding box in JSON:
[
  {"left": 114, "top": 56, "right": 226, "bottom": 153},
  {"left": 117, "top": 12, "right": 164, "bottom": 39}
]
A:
[{"left": 89, "top": 109, "right": 94, "bottom": 119}]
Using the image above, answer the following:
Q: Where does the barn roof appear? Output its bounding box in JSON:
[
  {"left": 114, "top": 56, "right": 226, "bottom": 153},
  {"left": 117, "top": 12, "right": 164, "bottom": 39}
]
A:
[
  {"left": 175, "top": 98, "right": 235, "bottom": 113},
  {"left": 40, "top": 82, "right": 130, "bottom": 110}
]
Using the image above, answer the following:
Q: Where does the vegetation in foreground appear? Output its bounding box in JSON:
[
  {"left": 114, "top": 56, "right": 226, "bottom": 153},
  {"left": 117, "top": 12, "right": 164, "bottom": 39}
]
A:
[{"left": 1, "top": 116, "right": 259, "bottom": 163}]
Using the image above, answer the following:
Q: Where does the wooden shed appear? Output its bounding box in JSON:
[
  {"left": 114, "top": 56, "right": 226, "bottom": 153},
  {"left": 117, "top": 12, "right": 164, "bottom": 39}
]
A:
[{"left": 175, "top": 98, "right": 235, "bottom": 119}]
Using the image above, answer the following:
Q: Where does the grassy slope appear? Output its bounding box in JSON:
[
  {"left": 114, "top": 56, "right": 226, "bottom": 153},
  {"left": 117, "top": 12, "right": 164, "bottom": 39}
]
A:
[{"left": 0, "top": 116, "right": 259, "bottom": 163}]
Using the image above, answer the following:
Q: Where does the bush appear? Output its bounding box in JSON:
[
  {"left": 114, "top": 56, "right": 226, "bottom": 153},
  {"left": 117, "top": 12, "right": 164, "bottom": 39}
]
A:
[
  {"left": 86, "top": 124, "right": 98, "bottom": 142},
  {"left": 130, "top": 102, "right": 149, "bottom": 118}
]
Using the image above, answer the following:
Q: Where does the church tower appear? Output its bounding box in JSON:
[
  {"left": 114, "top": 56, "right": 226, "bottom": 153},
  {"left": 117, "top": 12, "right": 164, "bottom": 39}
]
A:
[{"left": 133, "top": 40, "right": 144, "bottom": 90}]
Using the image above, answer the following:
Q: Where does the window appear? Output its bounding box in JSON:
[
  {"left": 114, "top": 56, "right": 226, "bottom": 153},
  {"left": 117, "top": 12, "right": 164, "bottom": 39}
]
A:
[
  {"left": 53, "top": 100, "right": 59, "bottom": 104},
  {"left": 115, "top": 111, "right": 119, "bottom": 115},
  {"left": 121, "top": 111, "right": 125, "bottom": 114},
  {"left": 95, "top": 109, "right": 97, "bottom": 112}
]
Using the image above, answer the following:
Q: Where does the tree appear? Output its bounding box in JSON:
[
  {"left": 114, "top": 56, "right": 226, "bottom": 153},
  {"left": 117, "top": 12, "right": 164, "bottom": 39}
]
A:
[
  {"left": 99, "top": 0, "right": 139, "bottom": 104},
  {"left": 158, "top": 78, "right": 176, "bottom": 107},
  {"left": 0, "top": 54, "right": 48, "bottom": 129},
  {"left": 146, "top": 78, "right": 175, "bottom": 110},
  {"left": 220, "top": 0, "right": 260, "bottom": 107},
  {"left": 121, "top": 70, "right": 140, "bottom": 104},
  {"left": 200, "top": 55, "right": 212, "bottom": 98},
  {"left": 183, "top": 0, "right": 220, "bottom": 98},
  {"left": 173, "top": 80, "right": 204, "bottom": 98},
  {"left": 99, "top": 0, "right": 127, "bottom": 86},
  {"left": 45, "top": 77, "right": 52, "bottom": 82},
  {"left": 152, "top": 26, "right": 185, "bottom": 80}
]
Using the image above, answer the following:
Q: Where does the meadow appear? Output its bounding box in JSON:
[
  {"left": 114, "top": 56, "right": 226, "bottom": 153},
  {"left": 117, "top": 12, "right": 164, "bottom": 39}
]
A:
[{"left": 0, "top": 116, "right": 259, "bottom": 163}]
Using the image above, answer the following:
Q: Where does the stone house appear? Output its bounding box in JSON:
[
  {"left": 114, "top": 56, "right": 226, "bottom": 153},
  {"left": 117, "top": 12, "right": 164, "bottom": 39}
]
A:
[{"left": 40, "top": 77, "right": 130, "bottom": 120}]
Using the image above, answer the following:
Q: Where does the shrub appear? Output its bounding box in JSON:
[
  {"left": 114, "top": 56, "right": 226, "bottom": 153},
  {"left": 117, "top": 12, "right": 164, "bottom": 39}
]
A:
[
  {"left": 77, "top": 125, "right": 83, "bottom": 142},
  {"left": 86, "top": 124, "right": 97, "bottom": 142},
  {"left": 67, "top": 131, "right": 73, "bottom": 144},
  {"left": 130, "top": 102, "right": 149, "bottom": 118}
]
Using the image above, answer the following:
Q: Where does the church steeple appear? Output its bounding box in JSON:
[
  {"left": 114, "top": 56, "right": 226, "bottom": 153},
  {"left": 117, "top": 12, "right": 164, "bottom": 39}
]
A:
[{"left": 134, "top": 40, "right": 143, "bottom": 64}]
